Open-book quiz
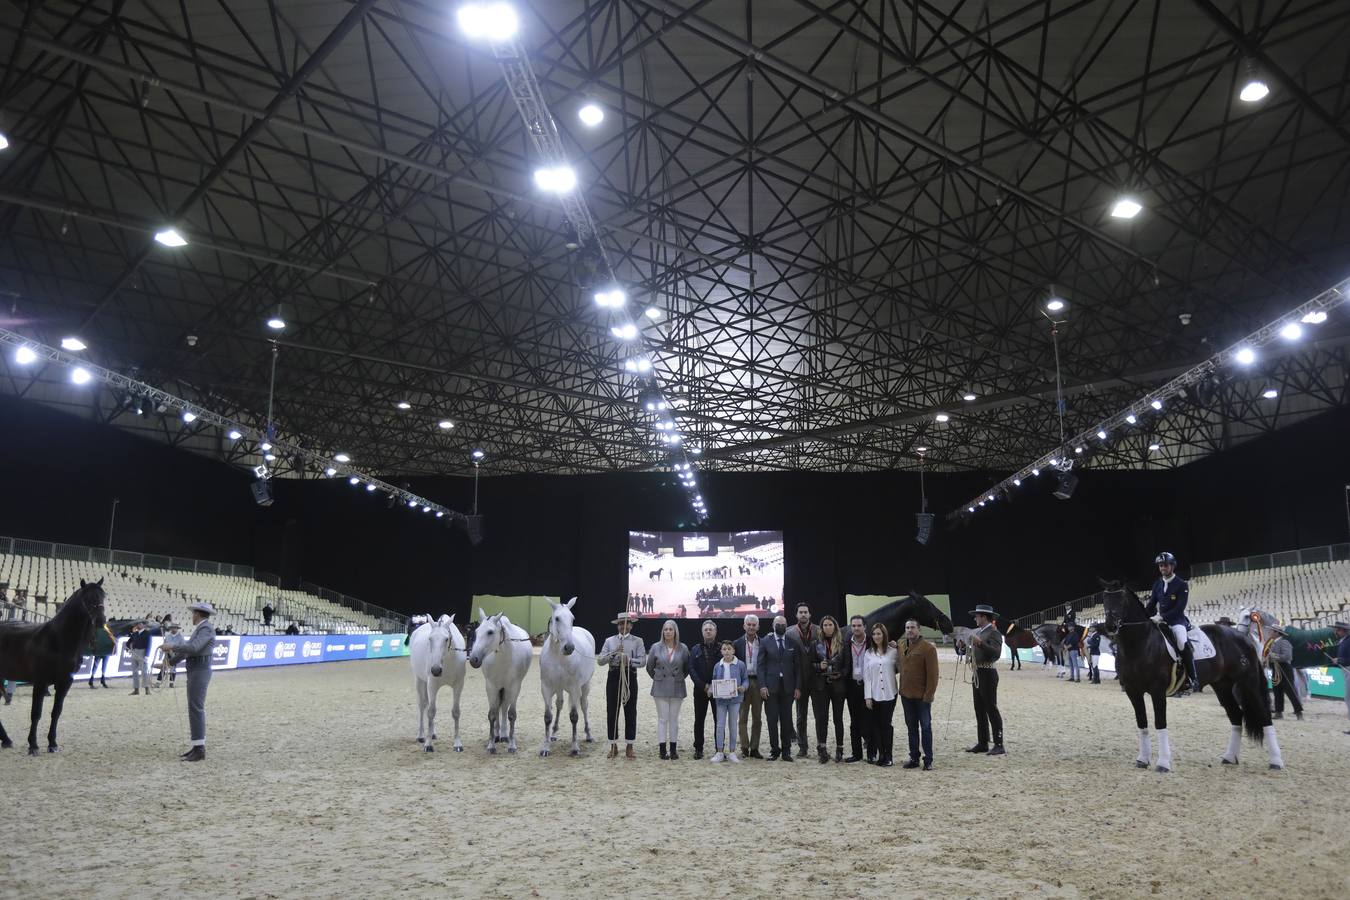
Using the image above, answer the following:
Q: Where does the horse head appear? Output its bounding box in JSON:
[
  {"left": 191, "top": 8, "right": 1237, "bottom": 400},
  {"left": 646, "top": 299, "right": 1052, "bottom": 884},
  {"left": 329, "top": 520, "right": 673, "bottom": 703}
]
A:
[
  {"left": 76, "top": 578, "right": 107, "bottom": 628},
  {"left": 426, "top": 615, "right": 455, "bottom": 678},
  {"left": 548, "top": 598, "right": 579, "bottom": 655},
  {"left": 1100, "top": 583, "right": 1137, "bottom": 635},
  {"left": 468, "top": 610, "right": 507, "bottom": 669},
  {"left": 908, "top": 590, "right": 954, "bottom": 635}
]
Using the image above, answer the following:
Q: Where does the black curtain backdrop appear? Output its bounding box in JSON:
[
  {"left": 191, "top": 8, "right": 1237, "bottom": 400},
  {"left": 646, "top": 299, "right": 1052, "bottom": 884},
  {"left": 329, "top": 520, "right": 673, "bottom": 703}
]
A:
[{"left": 4, "top": 392, "right": 1349, "bottom": 642}]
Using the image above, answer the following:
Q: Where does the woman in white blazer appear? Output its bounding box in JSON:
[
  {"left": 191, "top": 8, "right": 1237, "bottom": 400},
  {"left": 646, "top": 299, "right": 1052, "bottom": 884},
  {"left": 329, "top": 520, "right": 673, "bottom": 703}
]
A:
[{"left": 862, "top": 622, "right": 899, "bottom": 767}]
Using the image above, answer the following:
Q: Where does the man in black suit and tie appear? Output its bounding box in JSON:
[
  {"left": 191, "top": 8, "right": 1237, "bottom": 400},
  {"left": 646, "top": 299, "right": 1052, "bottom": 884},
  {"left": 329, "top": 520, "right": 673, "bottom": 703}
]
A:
[{"left": 756, "top": 614, "right": 799, "bottom": 762}]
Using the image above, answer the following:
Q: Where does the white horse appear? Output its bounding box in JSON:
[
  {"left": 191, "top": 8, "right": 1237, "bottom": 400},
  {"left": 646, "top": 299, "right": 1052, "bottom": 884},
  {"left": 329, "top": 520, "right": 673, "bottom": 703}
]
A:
[
  {"left": 538, "top": 597, "right": 596, "bottom": 757},
  {"left": 468, "top": 609, "right": 532, "bottom": 754},
  {"left": 409, "top": 614, "right": 466, "bottom": 752}
]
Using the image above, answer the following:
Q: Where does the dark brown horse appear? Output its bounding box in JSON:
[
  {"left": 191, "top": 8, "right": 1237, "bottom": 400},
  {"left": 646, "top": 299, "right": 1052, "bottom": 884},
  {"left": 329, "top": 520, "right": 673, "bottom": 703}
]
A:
[
  {"left": 0, "top": 579, "right": 107, "bottom": 755},
  {"left": 863, "top": 591, "right": 954, "bottom": 638},
  {"left": 1100, "top": 582, "right": 1280, "bottom": 773}
]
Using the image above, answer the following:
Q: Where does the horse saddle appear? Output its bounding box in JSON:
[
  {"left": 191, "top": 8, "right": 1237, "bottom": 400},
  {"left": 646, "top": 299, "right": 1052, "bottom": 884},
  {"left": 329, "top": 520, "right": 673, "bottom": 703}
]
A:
[{"left": 1158, "top": 625, "right": 1216, "bottom": 662}]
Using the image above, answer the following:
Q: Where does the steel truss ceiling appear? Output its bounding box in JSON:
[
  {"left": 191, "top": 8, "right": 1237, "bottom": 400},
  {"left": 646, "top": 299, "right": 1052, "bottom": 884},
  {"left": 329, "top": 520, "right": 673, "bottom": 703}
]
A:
[{"left": 1, "top": 0, "right": 1348, "bottom": 480}]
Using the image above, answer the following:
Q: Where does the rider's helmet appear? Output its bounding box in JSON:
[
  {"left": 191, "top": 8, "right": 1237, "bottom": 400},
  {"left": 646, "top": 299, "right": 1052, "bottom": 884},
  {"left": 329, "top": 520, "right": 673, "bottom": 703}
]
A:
[{"left": 1154, "top": 551, "right": 1177, "bottom": 567}]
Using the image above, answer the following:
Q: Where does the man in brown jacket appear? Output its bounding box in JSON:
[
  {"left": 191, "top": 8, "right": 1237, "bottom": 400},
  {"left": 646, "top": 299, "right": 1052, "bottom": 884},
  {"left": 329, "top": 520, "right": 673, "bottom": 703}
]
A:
[{"left": 897, "top": 619, "right": 939, "bottom": 770}]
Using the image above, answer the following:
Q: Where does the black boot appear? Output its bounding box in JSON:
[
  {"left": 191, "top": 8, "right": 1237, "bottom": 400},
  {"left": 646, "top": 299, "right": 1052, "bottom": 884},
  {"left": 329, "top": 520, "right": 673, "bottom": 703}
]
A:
[
  {"left": 818, "top": 745, "right": 829, "bottom": 764},
  {"left": 835, "top": 745, "right": 843, "bottom": 763},
  {"left": 1183, "top": 644, "right": 1200, "bottom": 693},
  {"left": 181, "top": 746, "right": 206, "bottom": 762},
  {"left": 659, "top": 742, "right": 669, "bottom": 760},
  {"left": 669, "top": 743, "right": 679, "bottom": 760}
]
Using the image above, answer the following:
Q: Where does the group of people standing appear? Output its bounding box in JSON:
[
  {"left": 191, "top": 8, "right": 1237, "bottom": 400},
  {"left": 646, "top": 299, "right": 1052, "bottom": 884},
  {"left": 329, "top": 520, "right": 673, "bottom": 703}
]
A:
[{"left": 595, "top": 603, "right": 1006, "bottom": 769}]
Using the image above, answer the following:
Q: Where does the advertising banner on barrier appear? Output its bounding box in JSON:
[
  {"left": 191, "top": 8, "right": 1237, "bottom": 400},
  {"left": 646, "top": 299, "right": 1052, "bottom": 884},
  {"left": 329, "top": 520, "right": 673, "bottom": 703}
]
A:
[
  {"left": 1304, "top": 665, "right": 1345, "bottom": 699},
  {"left": 70, "top": 633, "right": 409, "bottom": 678}
]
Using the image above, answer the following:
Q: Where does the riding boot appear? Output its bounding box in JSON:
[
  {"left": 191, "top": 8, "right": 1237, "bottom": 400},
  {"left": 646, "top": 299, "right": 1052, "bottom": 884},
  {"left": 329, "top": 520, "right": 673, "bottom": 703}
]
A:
[
  {"left": 669, "top": 743, "right": 679, "bottom": 760},
  {"left": 659, "top": 742, "right": 669, "bottom": 760},
  {"left": 1182, "top": 644, "right": 1200, "bottom": 692}
]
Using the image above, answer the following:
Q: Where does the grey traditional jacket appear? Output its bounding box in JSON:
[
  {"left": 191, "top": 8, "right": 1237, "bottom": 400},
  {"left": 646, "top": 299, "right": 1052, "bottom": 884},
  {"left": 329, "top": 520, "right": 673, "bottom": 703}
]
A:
[
  {"left": 645, "top": 642, "right": 690, "bottom": 698},
  {"left": 180, "top": 619, "right": 216, "bottom": 672},
  {"left": 597, "top": 633, "right": 646, "bottom": 669}
]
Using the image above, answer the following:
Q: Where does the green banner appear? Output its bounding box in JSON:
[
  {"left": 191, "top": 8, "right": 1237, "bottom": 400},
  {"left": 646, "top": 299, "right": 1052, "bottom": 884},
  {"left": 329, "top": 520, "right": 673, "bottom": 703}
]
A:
[
  {"left": 473, "top": 594, "right": 556, "bottom": 635},
  {"left": 1304, "top": 665, "right": 1346, "bottom": 699}
]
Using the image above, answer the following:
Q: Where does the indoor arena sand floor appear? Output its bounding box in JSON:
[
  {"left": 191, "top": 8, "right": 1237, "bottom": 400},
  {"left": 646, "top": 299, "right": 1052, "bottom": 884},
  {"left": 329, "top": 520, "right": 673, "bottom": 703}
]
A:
[{"left": 2, "top": 653, "right": 1347, "bottom": 900}]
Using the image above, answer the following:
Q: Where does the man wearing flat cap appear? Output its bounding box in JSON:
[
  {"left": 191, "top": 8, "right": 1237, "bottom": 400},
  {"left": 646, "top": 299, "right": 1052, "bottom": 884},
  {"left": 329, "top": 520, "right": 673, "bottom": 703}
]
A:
[
  {"left": 966, "top": 604, "right": 1005, "bottom": 756},
  {"left": 597, "top": 611, "right": 646, "bottom": 759},
  {"left": 163, "top": 601, "right": 217, "bottom": 761}
]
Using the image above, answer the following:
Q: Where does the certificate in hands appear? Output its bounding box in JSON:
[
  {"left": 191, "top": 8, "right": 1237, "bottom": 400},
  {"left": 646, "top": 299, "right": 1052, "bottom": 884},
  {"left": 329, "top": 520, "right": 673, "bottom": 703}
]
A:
[{"left": 712, "top": 678, "right": 738, "bottom": 699}]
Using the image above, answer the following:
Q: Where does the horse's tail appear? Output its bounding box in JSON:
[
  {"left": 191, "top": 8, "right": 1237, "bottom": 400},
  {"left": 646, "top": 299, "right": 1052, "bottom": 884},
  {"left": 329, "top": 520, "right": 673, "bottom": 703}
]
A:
[{"left": 1233, "top": 641, "right": 1268, "bottom": 745}]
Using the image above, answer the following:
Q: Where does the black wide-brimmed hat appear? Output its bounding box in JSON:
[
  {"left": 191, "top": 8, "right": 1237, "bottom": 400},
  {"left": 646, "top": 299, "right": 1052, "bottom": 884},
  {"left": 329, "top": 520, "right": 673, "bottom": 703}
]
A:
[{"left": 971, "top": 604, "right": 998, "bottom": 619}]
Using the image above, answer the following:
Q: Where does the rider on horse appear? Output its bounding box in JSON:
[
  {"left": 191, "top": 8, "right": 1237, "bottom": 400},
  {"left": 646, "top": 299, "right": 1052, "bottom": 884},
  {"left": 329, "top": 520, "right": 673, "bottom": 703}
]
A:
[{"left": 1145, "top": 551, "right": 1197, "bottom": 695}]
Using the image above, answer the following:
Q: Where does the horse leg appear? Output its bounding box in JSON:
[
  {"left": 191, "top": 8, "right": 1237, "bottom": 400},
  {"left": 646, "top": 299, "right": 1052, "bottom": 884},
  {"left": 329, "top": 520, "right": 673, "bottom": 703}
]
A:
[
  {"left": 1128, "top": 691, "right": 1150, "bottom": 768},
  {"left": 46, "top": 678, "right": 71, "bottom": 752},
  {"left": 581, "top": 682, "right": 594, "bottom": 742},
  {"left": 506, "top": 691, "right": 520, "bottom": 753},
  {"left": 540, "top": 686, "right": 554, "bottom": 757},
  {"left": 1152, "top": 692, "right": 1172, "bottom": 773},
  {"left": 416, "top": 679, "right": 428, "bottom": 743},
  {"left": 1213, "top": 679, "right": 1244, "bottom": 765},
  {"left": 27, "top": 683, "right": 48, "bottom": 756},
  {"left": 424, "top": 683, "right": 439, "bottom": 752},
  {"left": 451, "top": 681, "right": 464, "bottom": 752},
  {"left": 552, "top": 693, "right": 564, "bottom": 741},
  {"left": 486, "top": 692, "right": 500, "bottom": 754},
  {"left": 569, "top": 692, "right": 581, "bottom": 756},
  {"left": 0, "top": 712, "right": 9, "bottom": 748}
]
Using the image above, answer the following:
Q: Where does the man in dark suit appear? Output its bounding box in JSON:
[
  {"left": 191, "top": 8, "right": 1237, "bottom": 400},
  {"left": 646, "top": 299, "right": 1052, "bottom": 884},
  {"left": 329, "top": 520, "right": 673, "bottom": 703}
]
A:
[
  {"left": 784, "top": 603, "right": 821, "bottom": 757},
  {"left": 756, "top": 614, "right": 799, "bottom": 762}
]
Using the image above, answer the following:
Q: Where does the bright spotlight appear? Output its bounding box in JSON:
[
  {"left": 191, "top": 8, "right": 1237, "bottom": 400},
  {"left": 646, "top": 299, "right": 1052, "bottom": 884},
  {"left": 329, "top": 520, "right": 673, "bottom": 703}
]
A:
[
  {"left": 227, "top": 430, "right": 242, "bottom": 440},
  {"left": 986, "top": 495, "right": 994, "bottom": 502},
  {"left": 456, "top": 3, "right": 519, "bottom": 42},
  {"left": 14, "top": 346, "right": 36, "bottom": 365},
  {"left": 71, "top": 366, "right": 92, "bottom": 384},
  {"left": 1097, "top": 430, "right": 1107, "bottom": 440},
  {"left": 264, "top": 453, "right": 277, "bottom": 462},
  {"left": 60, "top": 336, "right": 87, "bottom": 352},
  {"left": 935, "top": 413, "right": 950, "bottom": 423},
  {"left": 334, "top": 452, "right": 351, "bottom": 463},
  {"left": 578, "top": 103, "right": 604, "bottom": 127},
  {"left": 366, "top": 483, "right": 377, "bottom": 492},
  {"left": 438, "top": 420, "right": 455, "bottom": 430},
  {"left": 1150, "top": 399, "right": 1163, "bottom": 411},
  {"left": 324, "top": 467, "right": 337, "bottom": 477},
  {"left": 914, "top": 446, "right": 928, "bottom": 453},
  {"left": 471, "top": 448, "right": 486, "bottom": 460},
  {"left": 1148, "top": 443, "right": 1161, "bottom": 451},
  {"left": 1262, "top": 388, "right": 1279, "bottom": 399},
  {"left": 968, "top": 506, "right": 975, "bottom": 513},
  {"left": 1045, "top": 297, "right": 1066, "bottom": 313},
  {"left": 1234, "top": 346, "right": 1256, "bottom": 365},
  {"left": 0, "top": 132, "right": 9, "bottom": 152},
  {"left": 260, "top": 442, "right": 273, "bottom": 452},
  {"left": 623, "top": 357, "right": 652, "bottom": 373},
  {"left": 266, "top": 317, "right": 286, "bottom": 331},
  {"left": 1279, "top": 322, "right": 1303, "bottom": 341},
  {"left": 689, "top": 447, "right": 702, "bottom": 455},
  {"left": 422, "top": 506, "right": 431, "bottom": 513},
  {"left": 1239, "top": 79, "right": 1270, "bottom": 103},
  {"left": 1125, "top": 413, "right": 1138, "bottom": 425},
  {"left": 153, "top": 227, "right": 188, "bottom": 247},
  {"left": 533, "top": 165, "right": 577, "bottom": 193},
  {"left": 962, "top": 392, "right": 977, "bottom": 402},
  {"left": 1110, "top": 197, "right": 1142, "bottom": 219},
  {"left": 182, "top": 411, "right": 197, "bottom": 423},
  {"left": 594, "top": 288, "right": 626, "bottom": 308},
  {"left": 396, "top": 401, "right": 412, "bottom": 410},
  {"left": 408, "top": 499, "right": 418, "bottom": 508},
  {"left": 1301, "top": 310, "right": 1328, "bottom": 325},
  {"left": 610, "top": 323, "right": 638, "bottom": 340},
  {"left": 1031, "top": 468, "right": 1040, "bottom": 477},
  {"left": 644, "top": 307, "right": 661, "bottom": 320},
  {"left": 1074, "top": 446, "right": 1083, "bottom": 454},
  {"left": 436, "top": 511, "right": 445, "bottom": 518},
  {"left": 1012, "top": 479, "right": 1021, "bottom": 486}
]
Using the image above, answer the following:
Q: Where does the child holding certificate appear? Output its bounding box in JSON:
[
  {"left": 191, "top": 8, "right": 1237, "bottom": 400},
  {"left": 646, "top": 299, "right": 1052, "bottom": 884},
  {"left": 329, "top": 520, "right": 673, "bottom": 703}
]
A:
[{"left": 710, "top": 641, "right": 748, "bottom": 762}]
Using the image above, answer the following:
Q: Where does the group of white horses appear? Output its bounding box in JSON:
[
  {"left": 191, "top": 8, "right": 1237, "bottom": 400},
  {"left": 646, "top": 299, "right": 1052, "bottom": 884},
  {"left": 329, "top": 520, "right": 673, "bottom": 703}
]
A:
[{"left": 407, "top": 598, "right": 597, "bottom": 756}]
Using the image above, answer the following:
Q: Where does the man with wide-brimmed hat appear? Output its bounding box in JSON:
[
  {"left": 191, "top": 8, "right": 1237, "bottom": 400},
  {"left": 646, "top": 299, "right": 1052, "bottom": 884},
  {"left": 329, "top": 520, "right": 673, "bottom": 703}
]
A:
[
  {"left": 597, "top": 611, "right": 646, "bottom": 759},
  {"left": 1266, "top": 625, "right": 1303, "bottom": 721},
  {"left": 965, "top": 604, "right": 1005, "bottom": 756},
  {"left": 163, "top": 601, "right": 216, "bottom": 761}
]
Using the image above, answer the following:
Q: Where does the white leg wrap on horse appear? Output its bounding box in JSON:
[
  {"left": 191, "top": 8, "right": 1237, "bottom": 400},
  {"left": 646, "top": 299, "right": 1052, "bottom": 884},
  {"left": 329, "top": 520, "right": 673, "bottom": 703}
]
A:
[
  {"left": 1137, "top": 729, "right": 1150, "bottom": 763},
  {"left": 1157, "top": 729, "right": 1172, "bottom": 770},
  {"left": 1263, "top": 725, "right": 1283, "bottom": 769},
  {"left": 1224, "top": 725, "right": 1241, "bottom": 763}
]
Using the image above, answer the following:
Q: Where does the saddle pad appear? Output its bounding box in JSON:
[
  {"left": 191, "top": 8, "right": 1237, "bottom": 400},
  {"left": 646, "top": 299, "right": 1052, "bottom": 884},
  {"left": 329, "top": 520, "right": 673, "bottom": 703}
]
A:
[{"left": 1188, "top": 626, "right": 1216, "bottom": 661}]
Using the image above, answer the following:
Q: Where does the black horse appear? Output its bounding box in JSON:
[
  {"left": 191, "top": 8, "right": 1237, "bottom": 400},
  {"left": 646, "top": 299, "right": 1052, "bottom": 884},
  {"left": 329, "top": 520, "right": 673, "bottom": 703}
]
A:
[
  {"left": 863, "top": 591, "right": 954, "bottom": 638},
  {"left": 1101, "top": 582, "right": 1280, "bottom": 773},
  {"left": 0, "top": 578, "right": 107, "bottom": 755}
]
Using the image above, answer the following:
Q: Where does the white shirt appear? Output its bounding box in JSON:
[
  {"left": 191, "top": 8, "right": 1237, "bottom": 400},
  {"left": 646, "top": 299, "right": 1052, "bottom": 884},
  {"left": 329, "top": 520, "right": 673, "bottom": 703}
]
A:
[
  {"left": 743, "top": 635, "right": 758, "bottom": 671},
  {"left": 862, "top": 647, "right": 898, "bottom": 702}
]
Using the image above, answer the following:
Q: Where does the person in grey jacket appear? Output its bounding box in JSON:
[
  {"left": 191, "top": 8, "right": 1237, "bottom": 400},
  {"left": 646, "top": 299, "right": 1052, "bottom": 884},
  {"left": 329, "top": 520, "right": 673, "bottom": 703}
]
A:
[
  {"left": 164, "top": 601, "right": 217, "bottom": 762},
  {"left": 1267, "top": 625, "right": 1303, "bottom": 720},
  {"left": 646, "top": 619, "right": 690, "bottom": 759}
]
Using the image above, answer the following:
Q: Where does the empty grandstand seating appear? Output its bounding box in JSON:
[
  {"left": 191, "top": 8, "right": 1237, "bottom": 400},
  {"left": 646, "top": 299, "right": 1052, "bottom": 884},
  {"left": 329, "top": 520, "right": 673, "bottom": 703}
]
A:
[{"left": 0, "top": 539, "right": 403, "bottom": 634}]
